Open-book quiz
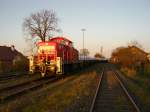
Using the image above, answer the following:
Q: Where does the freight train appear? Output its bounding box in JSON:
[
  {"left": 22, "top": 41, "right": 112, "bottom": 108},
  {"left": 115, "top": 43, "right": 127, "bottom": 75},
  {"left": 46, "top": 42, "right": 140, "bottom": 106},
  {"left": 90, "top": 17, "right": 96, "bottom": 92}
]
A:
[{"left": 29, "top": 36, "right": 97, "bottom": 77}]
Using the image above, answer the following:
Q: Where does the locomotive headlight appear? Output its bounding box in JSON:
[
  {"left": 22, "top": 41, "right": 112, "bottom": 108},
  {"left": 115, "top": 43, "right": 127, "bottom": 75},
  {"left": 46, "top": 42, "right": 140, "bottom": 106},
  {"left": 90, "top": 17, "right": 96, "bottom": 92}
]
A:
[
  {"left": 38, "top": 45, "right": 55, "bottom": 54},
  {"left": 42, "top": 46, "right": 55, "bottom": 50},
  {"left": 50, "top": 46, "right": 55, "bottom": 50}
]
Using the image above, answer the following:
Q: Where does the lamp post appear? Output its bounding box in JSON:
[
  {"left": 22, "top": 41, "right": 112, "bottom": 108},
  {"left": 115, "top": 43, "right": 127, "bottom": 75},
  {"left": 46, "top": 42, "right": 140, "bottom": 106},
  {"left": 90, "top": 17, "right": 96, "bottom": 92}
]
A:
[{"left": 81, "top": 28, "right": 86, "bottom": 61}]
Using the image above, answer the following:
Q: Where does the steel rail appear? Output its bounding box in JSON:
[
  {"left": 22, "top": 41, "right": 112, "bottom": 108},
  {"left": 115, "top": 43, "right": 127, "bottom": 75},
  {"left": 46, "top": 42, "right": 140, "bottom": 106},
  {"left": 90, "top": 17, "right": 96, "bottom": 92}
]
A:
[
  {"left": 113, "top": 70, "right": 141, "bottom": 112},
  {"left": 89, "top": 69, "right": 104, "bottom": 112},
  {"left": 0, "top": 77, "right": 41, "bottom": 92},
  {"left": 0, "top": 74, "right": 27, "bottom": 82},
  {"left": 90, "top": 67, "right": 141, "bottom": 112},
  {"left": 0, "top": 74, "right": 77, "bottom": 104},
  {"left": 0, "top": 77, "right": 58, "bottom": 102}
]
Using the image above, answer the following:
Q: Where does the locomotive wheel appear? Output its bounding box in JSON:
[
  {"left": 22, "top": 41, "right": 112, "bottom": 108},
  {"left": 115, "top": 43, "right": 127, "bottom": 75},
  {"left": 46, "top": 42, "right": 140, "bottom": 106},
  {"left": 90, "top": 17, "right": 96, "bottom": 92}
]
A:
[{"left": 41, "top": 65, "right": 46, "bottom": 77}]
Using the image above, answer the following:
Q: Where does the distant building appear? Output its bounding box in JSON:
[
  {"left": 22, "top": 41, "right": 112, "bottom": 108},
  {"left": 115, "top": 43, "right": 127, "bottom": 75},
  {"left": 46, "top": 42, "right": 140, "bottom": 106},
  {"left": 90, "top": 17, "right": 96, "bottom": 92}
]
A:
[
  {"left": 0, "top": 45, "right": 28, "bottom": 74},
  {"left": 129, "top": 46, "right": 148, "bottom": 55},
  {"left": 110, "top": 45, "right": 149, "bottom": 64},
  {"left": 147, "top": 53, "right": 150, "bottom": 62},
  {"left": 128, "top": 46, "right": 148, "bottom": 62}
]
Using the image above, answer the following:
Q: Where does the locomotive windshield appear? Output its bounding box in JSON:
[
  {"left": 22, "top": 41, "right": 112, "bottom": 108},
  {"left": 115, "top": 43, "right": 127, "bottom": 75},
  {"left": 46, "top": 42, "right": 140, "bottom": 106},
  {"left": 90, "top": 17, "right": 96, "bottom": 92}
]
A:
[{"left": 38, "top": 45, "right": 55, "bottom": 54}]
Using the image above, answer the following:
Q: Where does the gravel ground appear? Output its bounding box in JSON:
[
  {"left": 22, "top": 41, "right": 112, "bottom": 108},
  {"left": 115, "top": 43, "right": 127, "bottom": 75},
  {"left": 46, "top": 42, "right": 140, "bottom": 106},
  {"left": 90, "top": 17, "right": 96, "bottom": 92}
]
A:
[{"left": 0, "top": 63, "right": 103, "bottom": 112}]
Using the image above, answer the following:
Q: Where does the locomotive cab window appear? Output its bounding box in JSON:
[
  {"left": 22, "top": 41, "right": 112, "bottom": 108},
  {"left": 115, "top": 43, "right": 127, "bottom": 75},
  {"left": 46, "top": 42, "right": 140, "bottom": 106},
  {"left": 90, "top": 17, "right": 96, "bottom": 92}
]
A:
[{"left": 38, "top": 45, "right": 55, "bottom": 54}]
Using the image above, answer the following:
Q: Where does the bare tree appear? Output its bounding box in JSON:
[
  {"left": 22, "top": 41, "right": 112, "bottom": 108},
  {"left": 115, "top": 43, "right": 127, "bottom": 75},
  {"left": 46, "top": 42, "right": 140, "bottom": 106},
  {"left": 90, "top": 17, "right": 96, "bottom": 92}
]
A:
[
  {"left": 94, "top": 53, "right": 104, "bottom": 59},
  {"left": 128, "top": 40, "right": 142, "bottom": 49},
  {"left": 80, "top": 48, "right": 90, "bottom": 57},
  {"left": 24, "top": 37, "right": 37, "bottom": 55},
  {"left": 23, "top": 9, "right": 59, "bottom": 42}
]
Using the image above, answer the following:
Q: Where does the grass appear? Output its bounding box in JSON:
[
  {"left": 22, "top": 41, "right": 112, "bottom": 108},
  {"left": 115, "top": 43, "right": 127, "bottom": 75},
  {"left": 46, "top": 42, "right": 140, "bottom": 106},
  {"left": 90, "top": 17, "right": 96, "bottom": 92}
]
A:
[
  {"left": 0, "top": 63, "right": 102, "bottom": 112},
  {"left": 120, "top": 67, "right": 150, "bottom": 112}
]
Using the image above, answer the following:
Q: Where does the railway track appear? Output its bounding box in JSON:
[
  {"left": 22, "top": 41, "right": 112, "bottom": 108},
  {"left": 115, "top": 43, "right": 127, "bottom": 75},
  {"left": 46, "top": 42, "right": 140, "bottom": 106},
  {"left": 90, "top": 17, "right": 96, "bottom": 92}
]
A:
[
  {"left": 0, "top": 64, "right": 98, "bottom": 103},
  {"left": 90, "top": 67, "right": 141, "bottom": 112},
  {"left": 0, "top": 73, "right": 27, "bottom": 82},
  {"left": 0, "top": 76, "right": 60, "bottom": 103}
]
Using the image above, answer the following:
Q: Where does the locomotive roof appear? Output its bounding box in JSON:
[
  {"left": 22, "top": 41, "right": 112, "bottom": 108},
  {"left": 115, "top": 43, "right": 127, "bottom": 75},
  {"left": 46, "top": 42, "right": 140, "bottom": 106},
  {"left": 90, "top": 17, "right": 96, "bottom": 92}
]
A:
[
  {"left": 37, "top": 41, "right": 56, "bottom": 46},
  {"left": 37, "top": 37, "right": 73, "bottom": 47},
  {"left": 50, "top": 37, "right": 72, "bottom": 43}
]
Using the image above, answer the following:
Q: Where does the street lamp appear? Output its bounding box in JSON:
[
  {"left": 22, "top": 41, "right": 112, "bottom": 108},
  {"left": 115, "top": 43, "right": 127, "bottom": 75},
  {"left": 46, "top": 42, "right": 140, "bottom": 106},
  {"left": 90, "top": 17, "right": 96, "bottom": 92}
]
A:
[{"left": 81, "top": 28, "right": 86, "bottom": 61}]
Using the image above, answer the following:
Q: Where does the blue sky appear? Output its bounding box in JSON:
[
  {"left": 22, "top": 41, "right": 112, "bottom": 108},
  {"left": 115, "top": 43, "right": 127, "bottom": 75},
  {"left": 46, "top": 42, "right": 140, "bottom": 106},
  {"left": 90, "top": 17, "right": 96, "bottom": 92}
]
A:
[{"left": 0, "top": 0, "right": 150, "bottom": 57}]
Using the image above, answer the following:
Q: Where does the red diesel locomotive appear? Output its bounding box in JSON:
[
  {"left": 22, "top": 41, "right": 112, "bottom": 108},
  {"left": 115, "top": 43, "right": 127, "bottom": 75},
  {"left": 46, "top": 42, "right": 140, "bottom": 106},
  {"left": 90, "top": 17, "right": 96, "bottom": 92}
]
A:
[{"left": 29, "top": 37, "right": 79, "bottom": 76}]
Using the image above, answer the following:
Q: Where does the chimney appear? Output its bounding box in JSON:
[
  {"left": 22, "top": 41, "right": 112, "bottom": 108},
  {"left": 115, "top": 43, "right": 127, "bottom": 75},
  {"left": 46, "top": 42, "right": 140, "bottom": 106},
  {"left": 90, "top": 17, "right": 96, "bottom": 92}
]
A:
[{"left": 11, "top": 45, "right": 15, "bottom": 51}]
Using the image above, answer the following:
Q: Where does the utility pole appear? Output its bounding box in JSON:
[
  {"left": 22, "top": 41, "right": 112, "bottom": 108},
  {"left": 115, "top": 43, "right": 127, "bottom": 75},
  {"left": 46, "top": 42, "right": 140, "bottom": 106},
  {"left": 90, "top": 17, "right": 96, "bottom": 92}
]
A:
[
  {"left": 81, "top": 28, "right": 86, "bottom": 61},
  {"left": 100, "top": 46, "right": 103, "bottom": 58}
]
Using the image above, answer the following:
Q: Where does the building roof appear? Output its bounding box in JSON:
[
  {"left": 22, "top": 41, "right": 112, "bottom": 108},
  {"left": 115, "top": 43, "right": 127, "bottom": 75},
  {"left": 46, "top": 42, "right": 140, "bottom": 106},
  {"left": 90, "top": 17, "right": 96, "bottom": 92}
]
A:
[
  {"left": 0, "top": 46, "right": 23, "bottom": 61},
  {"left": 129, "top": 46, "right": 148, "bottom": 55}
]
